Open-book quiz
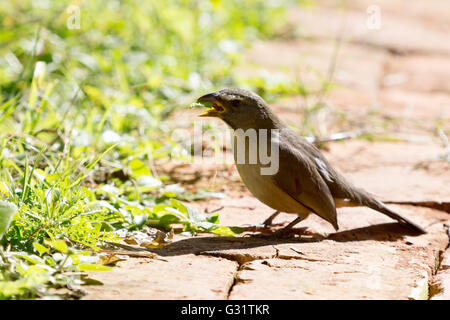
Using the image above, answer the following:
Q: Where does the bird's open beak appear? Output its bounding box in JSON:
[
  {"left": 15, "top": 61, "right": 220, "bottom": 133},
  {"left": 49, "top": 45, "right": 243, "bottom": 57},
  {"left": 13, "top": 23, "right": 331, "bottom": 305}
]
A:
[{"left": 197, "top": 92, "right": 225, "bottom": 117}]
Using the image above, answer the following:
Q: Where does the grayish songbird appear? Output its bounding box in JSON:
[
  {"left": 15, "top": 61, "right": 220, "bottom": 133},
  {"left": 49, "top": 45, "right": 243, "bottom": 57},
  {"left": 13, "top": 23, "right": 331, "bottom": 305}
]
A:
[{"left": 197, "top": 88, "right": 426, "bottom": 236}]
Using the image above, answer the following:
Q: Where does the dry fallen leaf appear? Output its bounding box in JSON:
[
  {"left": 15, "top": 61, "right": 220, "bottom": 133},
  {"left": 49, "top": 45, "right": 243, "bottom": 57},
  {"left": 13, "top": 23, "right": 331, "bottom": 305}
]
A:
[
  {"left": 98, "top": 253, "right": 128, "bottom": 266},
  {"left": 123, "top": 227, "right": 173, "bottom": 248},
  {"left": 99, "top": 250, "right": 166, "bottom": 261}
]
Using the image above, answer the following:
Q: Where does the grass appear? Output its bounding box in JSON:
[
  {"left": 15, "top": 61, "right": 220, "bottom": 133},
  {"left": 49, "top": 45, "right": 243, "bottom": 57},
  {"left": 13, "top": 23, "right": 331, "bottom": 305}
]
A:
[
  {"left": 2, "top": 0, "right": 432, "bottom": 300},
  {"left": 0, "top": 0, "right": 296, "bottom": 299}
]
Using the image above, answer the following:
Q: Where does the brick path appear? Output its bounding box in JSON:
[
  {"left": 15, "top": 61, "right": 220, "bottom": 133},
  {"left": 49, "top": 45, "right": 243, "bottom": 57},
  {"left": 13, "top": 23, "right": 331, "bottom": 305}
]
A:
[{"left": 84, "top": 0, "right": 450, "bottom": 299}]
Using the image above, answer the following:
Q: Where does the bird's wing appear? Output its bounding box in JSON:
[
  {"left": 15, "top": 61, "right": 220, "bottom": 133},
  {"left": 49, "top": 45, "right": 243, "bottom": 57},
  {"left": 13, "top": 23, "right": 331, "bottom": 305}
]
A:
[{"left": 271, "top": 141, "right": 338, "bottom": 229}]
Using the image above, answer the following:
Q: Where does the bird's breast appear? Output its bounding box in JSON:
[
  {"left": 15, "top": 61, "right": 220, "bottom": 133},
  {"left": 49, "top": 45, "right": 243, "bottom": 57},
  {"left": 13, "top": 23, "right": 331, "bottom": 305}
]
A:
[
  {"left": 231, "top": 129, "right": 310, "bottom": 215},
  {"left": 235, "top": 162, "right": 310, "bottom": 216}
]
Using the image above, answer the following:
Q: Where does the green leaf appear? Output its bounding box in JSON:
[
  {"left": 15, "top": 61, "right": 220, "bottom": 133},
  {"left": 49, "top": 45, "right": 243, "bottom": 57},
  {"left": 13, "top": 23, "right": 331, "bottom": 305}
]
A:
[
  {"left": 46, "top": 240, "right": 68, "bottom": 254},
  {"left": 169, "top": 199, "right": 188, "bottom": 216},
  {"left": 211, "top": 226, "right": 244, "bottom": 236},
  {"left": 33, "top": 242, "right": 48, "bottom": 256},
  {"left": 138, "top": 176, "right": 162, "bottom": 189},
  {"left": 78, "top": 264, "right": 113, "bottom": 271},
  {"left": 152, "top": 204, "right": 169, "bottom": 214},
  {"left": 23, "top": 265, "right": 49, "bottom": 277},
  {"left": 157, "top": 213, "right": 180, "bottom": 227},
  {"left": 206, "top": 213, "right": 220, "bottom": 224},
  {"left": 70, "top": 254, "right": 81, "bottom": 265},
  {"left": 14, "top": 253, "right": 43, "bottom": 265},
  {"left": 133, "top": 214, "right": 147, "bottom": 227},
  {"left": 45, "top": 257, "right": 56, "bottom": 267},
  {"left": 0, "top": 273, "right": 47, "bottom": 298},
  {"left": 129, "top": 159, "right": 151, "bottom": 178},
  {"left": 0, "top": 200, "right": 18, "bottom": 237},
  {"left": 161, "top": 184, "right": 185, "bottom": 198}
]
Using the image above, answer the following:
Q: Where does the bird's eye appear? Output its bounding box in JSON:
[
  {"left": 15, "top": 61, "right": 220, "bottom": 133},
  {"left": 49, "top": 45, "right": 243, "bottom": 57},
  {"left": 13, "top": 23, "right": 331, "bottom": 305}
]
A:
[{"left": 230, "top": 99, "right": 240, "bottom": 108}]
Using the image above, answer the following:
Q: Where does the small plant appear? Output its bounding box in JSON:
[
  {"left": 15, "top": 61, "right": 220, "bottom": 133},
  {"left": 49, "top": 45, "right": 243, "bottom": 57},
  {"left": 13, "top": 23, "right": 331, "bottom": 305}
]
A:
[
  {"left": 0, "top": 0, "right": 292, "bottom": 299},
  {"left": 0, "top": 239, "right": 112, "bottom": 300}
]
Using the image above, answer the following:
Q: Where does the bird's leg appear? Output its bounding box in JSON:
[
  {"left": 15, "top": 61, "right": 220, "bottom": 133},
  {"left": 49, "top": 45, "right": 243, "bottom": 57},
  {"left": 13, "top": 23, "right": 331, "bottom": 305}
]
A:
[
  {"left": 243, "top": 211, "right": 281, "bottom": 233},
  {"left": 261, "top": 211, "right": 280, "bottom": 227},
  {"left": 273, "top": 216, "right": 306, "bottom": 237}
]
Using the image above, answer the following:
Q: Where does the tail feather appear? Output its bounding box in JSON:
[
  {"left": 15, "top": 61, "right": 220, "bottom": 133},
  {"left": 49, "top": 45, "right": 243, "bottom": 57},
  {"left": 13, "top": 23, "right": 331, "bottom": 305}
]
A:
[
  {"left": 352, "top": 189, "right": 427, "bottom": 234},
  {"left": 364, "top": 197, "right": 426, "bottom": 234},
  {"left": 319, "top": 162, "right": 427, "bottom": 234}
]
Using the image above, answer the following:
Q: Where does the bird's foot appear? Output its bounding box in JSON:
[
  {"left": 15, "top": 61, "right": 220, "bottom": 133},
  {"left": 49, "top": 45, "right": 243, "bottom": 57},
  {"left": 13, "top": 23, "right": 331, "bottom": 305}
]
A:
[
  {"left": 261, "top": 211, "right": 281, "bottom": 228},
  {"left": 260, "top": 222, "right": 284, "bottom": 228},
  {"left": 242, "top": 222, "right": 283, "bottom": 230},
  {"left": 272, "top": 227, "right": 308, "bottom": 238},
  {"left": 258, "top": 216, "right": 307, "bottom": 238}
]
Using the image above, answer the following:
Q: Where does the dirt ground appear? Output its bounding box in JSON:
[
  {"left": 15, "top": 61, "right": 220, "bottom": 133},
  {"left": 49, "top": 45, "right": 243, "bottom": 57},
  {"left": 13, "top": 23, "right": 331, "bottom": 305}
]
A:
[{"left": 83, "top": 0, "right": 450, "bottom": 299}]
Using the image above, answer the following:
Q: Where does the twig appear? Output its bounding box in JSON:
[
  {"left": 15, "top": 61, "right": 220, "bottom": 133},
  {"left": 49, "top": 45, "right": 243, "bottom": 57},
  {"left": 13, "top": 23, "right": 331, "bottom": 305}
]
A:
[
  {"left": 99, "top": 249, "right": 164, "bottom": 260},
  {"left": 306, "top": 129, "right": 366, "bottom": 145},
  {"left": 204, "top": 206, "right": 224, "bottom": 214},
  {"left": 102, "top": 241, "right": 149, "bottom": 252},
  {"left": 438, "top": 128, "right": 450, "bottom": 149},
  {"left": 100, "top": 241, "right": 169, "bottom": 262},
  {"left": 437, "top": 128, "right": 450, "bottom": 161}
]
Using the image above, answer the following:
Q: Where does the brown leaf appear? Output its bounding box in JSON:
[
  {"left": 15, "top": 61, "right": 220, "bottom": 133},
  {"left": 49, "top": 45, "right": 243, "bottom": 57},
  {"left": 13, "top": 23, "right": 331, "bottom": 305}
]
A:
[{"left": 98, "top": 254, "right": 128, "bottom": 266}]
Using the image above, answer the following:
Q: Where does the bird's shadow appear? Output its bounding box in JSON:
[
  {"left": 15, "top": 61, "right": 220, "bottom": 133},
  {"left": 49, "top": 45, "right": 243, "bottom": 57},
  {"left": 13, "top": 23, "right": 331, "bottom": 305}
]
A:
[{"left": 150, "top": 223, "right": 420, "bottom": 257}]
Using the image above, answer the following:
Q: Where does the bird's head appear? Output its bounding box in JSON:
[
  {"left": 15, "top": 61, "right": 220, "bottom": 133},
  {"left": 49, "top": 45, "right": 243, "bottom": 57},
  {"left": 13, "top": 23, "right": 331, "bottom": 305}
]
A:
[{"left": 197, "top": 88, "right": 282, "bottom": 130}]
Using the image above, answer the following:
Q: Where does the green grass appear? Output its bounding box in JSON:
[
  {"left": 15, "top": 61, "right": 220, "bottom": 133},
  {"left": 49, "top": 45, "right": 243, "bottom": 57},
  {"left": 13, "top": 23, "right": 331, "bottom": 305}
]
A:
[{"left": 0, "top": 0, "right": 296, "bottom": 299}]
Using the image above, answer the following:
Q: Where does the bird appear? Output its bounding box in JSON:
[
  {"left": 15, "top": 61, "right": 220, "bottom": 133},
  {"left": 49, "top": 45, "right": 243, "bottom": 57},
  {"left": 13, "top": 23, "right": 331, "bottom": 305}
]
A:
[{"left": 196, "top": 88, "right": 426, "bottom": 236}]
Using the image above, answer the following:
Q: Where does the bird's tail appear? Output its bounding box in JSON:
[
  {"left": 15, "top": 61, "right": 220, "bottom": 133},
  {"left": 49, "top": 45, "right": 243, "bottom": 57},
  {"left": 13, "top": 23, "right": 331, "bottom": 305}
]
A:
[
  {"left": 324, "top": 166, "right": 426, "bottom": 234},
  {"left": 356, "top": 190, "right": 427, "bottom": 234}
]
